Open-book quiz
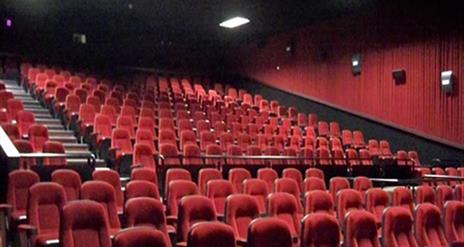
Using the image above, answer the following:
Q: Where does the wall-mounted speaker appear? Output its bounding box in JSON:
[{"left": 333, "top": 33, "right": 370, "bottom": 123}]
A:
[
  {"left": 392, "top": 69, "right": 406, "bottom": 84},
  {"left": 441, "top": 70, "right": 454, "bottom": 93},
  {"left": 352, "top": 54, "right": 362, "bottom": 75}
]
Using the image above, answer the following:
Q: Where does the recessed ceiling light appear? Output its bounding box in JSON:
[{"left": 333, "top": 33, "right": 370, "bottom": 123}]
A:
[{"left": 219, "top": 17, "right": 250, "bottom": 29}]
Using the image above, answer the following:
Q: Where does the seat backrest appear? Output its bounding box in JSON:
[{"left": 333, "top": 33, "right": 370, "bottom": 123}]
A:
[
  {"left": 187, "top": 222, "right": 236, "bottom": 247},
  {"left": 392, "top": 187, "right": 414, "bottom": 215},
  {"left": 125, "top": 180, "right": 160, "bottom": 200},
  {"left": 93, "top": 114, "right": 112, "bottom": 138},
  {"left": 8, "top": 170, "right": 40, "bottom": 215},
  {"left": 337, "top": 189, "right": 363, "bottom": 224},
  {"left": 182, "top": 144, "right": 202, "bottom": 165},
  {"left": 42, "top": 140, "right": 67, "bottom": 166},
  {"left": 16, "top": 110, "right": 35, "bottom": 137},
  {"left": 344, "top": 210, "right": 381, "bottom": 247},
  {"left": 27, "top": 182, "right": 67, "bottom": 236},
  {"left": 247, "top": 218, "right": 292, "bottom": 247},
  {"left": 228, "top": 168, "right": 251, "bottom": 193},
  {"left": 305, "top": 168, "right": 325, "bottom": 180},
  {"left": 92, "top": 170, "right": 124, "bottom": 210},
  {"left": 13, "top": 139, "right": 36, "bottom": 168},
  {"left": 329, "top": 177, "right": 350, "bottom": 202},
  {"left": 436, "top": 185, "right": 453, "bottom": 211},
  {"left": 304, "top": 177, "right": 326, "bottom": 192},
  {"left": 177, "top": 195, "right": 216, "bottom": 243},
  {"left": 382, "top": 207, "right": 418, "bottom": 247},
  {"left": 301, "top": 213, "right": 341, "bottom": 247},
  {"left": 60, "top": 200, "right": 111, "bottom": 247},
  {"left": 206, "top": 179, "right": 234, "bottom": 216},
  {"left": 282, "top": 168, "right": 303, "bottom": 192},
  {"left": 257, "top": 168, "right": 278, "bottom": 192},
  {"left": 28, "top": 124, "right": 49, "bottom": 152},
  {"left": 353, "top": 176, "right": 373, "bottom": 203},
  {"left": 51, "top": 169, "right": 81, "bottom": 201},
  {"left": 274, "top": 178, "right": 303, "bottom": 214},
  {"left": 116, "top": 116, "right": 135, "bottom": 138},
  {"left": 166, "top": 180, "right": 198, "bottom": 217},
  {"left": 443, "top": 201, "right": 464, "bottom": 244},
  {"left": 131, "top": 167, "right": 158, "bottom": 184},
  {"left": 414, "top": 203, "right": 448, "bottom": 247},
  {"left": 80, "top": 181, "right": 121, "bottom": 230},
  {"left": 243, "top": 179, "right": 269, "bottom": 214},
  {"left": 415, "top": 185, "right": 435, "bottom": 204},
  {"left": 304, "top": 190, "right": 335, "bottom": 215},
  {"left": 113, "top": 227, "right": 170, "bottom": 247},
  {"left": 224, "top": 194, "right": 259, "bottom": 240},
  {"left": 133, "top": 143, "right": 156, "bottom": 169},
  {"left": 159, "top": 143, "right": 179, "bottom": 165},
  {"left": 267, "top": 192, "right": 301, "bottom": 237},
  {"left": 198, "top": 168, "right": 222, "bottom": 195},
  {"left": 365, "top": 188, "right": 389, "bottom": 224}
]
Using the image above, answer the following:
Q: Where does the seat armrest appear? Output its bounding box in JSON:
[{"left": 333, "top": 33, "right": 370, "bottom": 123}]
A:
[
  {"left": 166, "top": 215, "right": 177, "bottom": 226},
  {"left": 18, "top": 224, "right": 37, "bottom": 247}
]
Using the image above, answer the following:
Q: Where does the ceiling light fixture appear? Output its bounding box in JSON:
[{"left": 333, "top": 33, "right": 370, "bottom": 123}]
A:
[{"left": 219, "top": 17, "right": 250, "bottom": 29}]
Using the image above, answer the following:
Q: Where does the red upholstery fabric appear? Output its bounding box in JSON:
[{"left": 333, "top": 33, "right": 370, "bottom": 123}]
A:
[
  {"left": 304, "top": 190, "right": 335, "bottom": 215},
  {"left": 274, "top": 178, "right": 303, "bottom": 214},
  {"left": 130, "top": 167, "right": 158, "bottom": 184},
  {"left": 27, "top": 182, "right": 67, "bottom": 247},
  {"left": 257, "top": 168, "right": 278, "bottom": 193},
  {"left": 344, "top": 210, "right": 381, "bottom": 247},
  {"left": 159, "top": 143, "right": 179, "bottom": 166},
  {"left": 42, "top": 141, "right": 67, "bottom": 166},
  {"left": 304, "top": 177, "right": 327, "bottom": 192},
  {"left": 51, "top": 169, "right": 81, "bottom": 201},
  {"left": 228, "top": 168, "right": 251, "bottom": 193},
  {"left": 176, "top": 195, "right": 216, "bottom": 243},
  {"left": 414, "top": 203, "right": 448, "bottom": 247},
  {"left": 337, "top": 189, "right": 363, "bottom": 225},
  {"left": 198, "top": 168, "right": 222, "bottom": 195},
  {"left": 59, "top": 200, "right": 111, "bottom": 247},
  {"left": 301, "top": 213, "right": 341, "bottom": 247},
  {"left": 243, "top": 179, "right": 269, "bottom": 215},
  {"left": 125, "top": 180, "right": 160, "bottom": 200},
  {"left": 187, "top": 222, "right": 236, "bottom": 247},
  {"left": 392, "top": 187, "right": 414, "bottom": 215},
  {"left": 132, "top": 143, "right": 156, "bottom": 169},
  {"left": 80, "top": 181, "right": 121, "bottom": 234},
  {"left": 329, "top": 177, "right": 350, "bottom": 202},
  {"left": 206, "top": 179, "right": 234, "bottom": 216},
  {"left": 28, "top": 124, "right": 49, "bottom": 152},
  {"left": 16, "top": 110, "right": 35, "bottom": 137},
  {"left": 7, "top": 170, "right": 40, "bottom": 220},
  {"left": 436, "top": 185, "right": 454, "bottom": 211},
  {"left": 282, "top": 168, "right": 303, "bottom": 192},
  {"left": 182, "top": 144, "right": 202, "bottom": 165},
  {"left": 92, "top": 170, "right": 124, "bottom": 213},
  {"left": 415, "top": 185, "right": 435, "bottom": 204},
  {"left": 113, "top": 227, "right": 169, "bottom": 247},
  {"left": 443, "top": 201, "right": 464, "bottom": 244},
  {"left": 13, "top": 140, "right": 37, "bottom": 168},
  {"left": 267, "top": 192, "right": 301, "bottom": 238},
  {"left": 365, "top": 188, "right": 389, "bottom": 224},
  {"left": 247, "top": 217, "right": 292, "bottom": 247},
  {"left": 353, "top": 176, "right": 373, "bottom": 204},
  {"left": 382, "top": 207, "right": 418, "bottom": 247},
  {"left": 166, "top": 180, "right": 198, "bottom": 218},
  {"left": 305, "top": 168, "right": 325, "bottom": 180},
  {"left": 224, "top": 194, "right": 260, "bottom": 241}
]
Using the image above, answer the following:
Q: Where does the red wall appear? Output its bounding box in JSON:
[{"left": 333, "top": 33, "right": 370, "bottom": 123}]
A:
[{"left": 231, "top": 14, "right": 464, "bottom": 148}]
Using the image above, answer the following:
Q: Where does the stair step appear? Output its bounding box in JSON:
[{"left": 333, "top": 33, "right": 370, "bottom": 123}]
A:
[
  {"left": 24, "top": 108, "right": 49, "bottom": 114},
  {"left": 49, "top": 136, "right": 79, "bottom": 143},
  {"left": 48, "top": 130, "right": 75, "bottom": 136},
  {"left": 46, "top": 124, "right": 65, "bottom": 130},
  {"left": 36, "top": 119, "right": 61, "bottom": 124},
  {"left": 34, "top": 113, "right": 53, "bottom": 119}
]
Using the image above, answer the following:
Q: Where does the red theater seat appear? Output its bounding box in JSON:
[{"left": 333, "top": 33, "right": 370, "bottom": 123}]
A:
[
  {"left": 365, "top": 188, "right": 389, "bottom": 225},
  {"left": 13, "top": 140, "right": 36, "bottom": 168},
  {"left": 301, "top": 213, "right": 341, "bottom": 247},
  {"left": 336, "top": 189, "right": 363, "bottom": 225},
  {"left": 415, "top": 185, "right": 435, "bottom": 204},
  {"left": 329, "top": 177, "right": 350, "bottom": 202},
  {"left": 125, "top": 180, "right": 160, "bottom": 200},
  {"left": 382, "top": 207, "right": 417, "bottom": 247},
  {"left": 305, "top": 168, "right": 325, "bottom": 180},
  {"left": 247, "top": 217, "right": 293, "bottom": 247},
  {"left": 274, "top": 178, "right": 303, "bottom": 214},
  {"left": 113, "top": 227, "right": 170, "bottom": 247},
  {"left": 16, "top": 110, "right": 35, "bottom": 137},
  {"left": 436, "top": 185, "right": 453, "bottom": 211},
  {"left": 20, "top": 182, "right": 67, "bottom": 247},
  {"left": 28, "top": 124, "right": 49, "bottom": 152},
  {"left": 80, "top": 181, "right": 121, "bottom": 236},
  {"left": 414, "top": 203, "right": 448, "bottom": 247},
  {"left": 42, "top": 141, "right": 67, "bottom": 166},
  {"left": 304, "top": 177, "right": 326, "bottom": 192},
  {"left": 304, "top": 190, "right": 335, "bottom": 215},
  {"left": 257, "top": 168, "right": 278, "bottom": 193},
  {"left": 206, "top": 179, "right": 234, "bottom": 217},
  {"left": 344, "top": 210, "right": 380, "bottom": 247},
  {"left": 282, "top": 168, "right": 303, "bottom": 191},
  {"left": 166, "top": 180, "right": 198, "bottom": 222},
  {"left": 267, "top": 192, "right": 301, "bottom": 240},
  {"left": 443, "top": 201, "right": 464, "bottom": 244},
  {"left": 392, "top": 187, "right": 414, "bottom": 215},
  {"left": 243, "top": 179, "right": 269, "bottom": 215},
  {"left": 59, "top": 200, "right": 111, "bottom": 247},
  {"left": 353, "top": 176, "right": 373, "bottom": 204},
  {"left": 92, "top": 170, "right": 124, "bottom": 214},
  {"left": 51, "top": 169, "right": 81, "bottom": 201},
  {"left": 187, "top": 222, "right": 235, "bottom": 247},
  {"left": 224, "top": 194, "right": 260, "bottom": 243},
  {"left": 228, "top": 168, "right": 251, "bottom": 193},
  {"left": 176, "top": 195, "right": 216, "bottom": 244},
  {"left": 132, "top": 143, "right": 156, "bottom": 169},
  {"left": 198, "top": 168, "right": 222, "bottom": 195},
  {"left": 131, "top": 167, "right": 158, "bottom": 184}
]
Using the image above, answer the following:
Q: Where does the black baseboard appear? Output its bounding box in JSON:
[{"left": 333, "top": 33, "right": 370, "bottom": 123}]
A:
[{"left": 227, "top": 75, "right": 464, "bottom": 166}]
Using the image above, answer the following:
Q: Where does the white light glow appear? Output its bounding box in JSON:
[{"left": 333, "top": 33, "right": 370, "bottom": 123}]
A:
[
  {"left": 219, "top": 17, "right": 250, "bottom": 28},
  {"left": 352, "top": 60, "right": 359, "bottom": 66},
  {"left": 442, "top": 79, "right": 450, "bottom": 85},
  {"left": 441, "top": 70, "right": 452, "bottom": 77}
]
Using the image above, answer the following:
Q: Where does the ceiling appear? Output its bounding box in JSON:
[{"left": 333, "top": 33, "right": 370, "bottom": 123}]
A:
[{"left": 2, "top": 0, "right": 370, "bottom": 49}]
